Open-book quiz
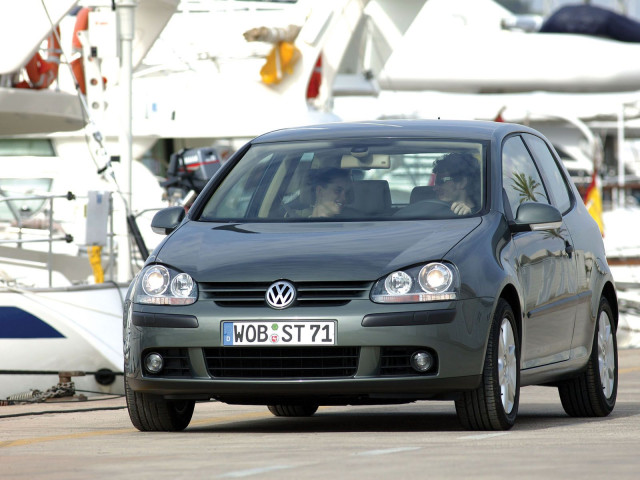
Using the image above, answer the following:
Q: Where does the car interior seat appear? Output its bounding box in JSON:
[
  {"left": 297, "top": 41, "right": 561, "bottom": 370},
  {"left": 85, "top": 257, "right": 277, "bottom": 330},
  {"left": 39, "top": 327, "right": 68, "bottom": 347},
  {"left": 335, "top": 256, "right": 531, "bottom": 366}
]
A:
[
  {"left": 351, "top": 180, "right": 392, "bottom": 216},
  {"left": 410, "top": 186, "right": 436, "bottom": 203}
]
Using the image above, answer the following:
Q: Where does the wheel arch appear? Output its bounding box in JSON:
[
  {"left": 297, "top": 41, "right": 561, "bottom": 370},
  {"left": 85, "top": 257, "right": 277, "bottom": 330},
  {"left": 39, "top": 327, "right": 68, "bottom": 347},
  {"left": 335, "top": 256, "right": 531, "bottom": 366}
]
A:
[
  {"left": 601, "top": 281, "right": 619, "bottom": 329},
  {"left": 498, "top": 283, "right": 522, "bottom": 344}
]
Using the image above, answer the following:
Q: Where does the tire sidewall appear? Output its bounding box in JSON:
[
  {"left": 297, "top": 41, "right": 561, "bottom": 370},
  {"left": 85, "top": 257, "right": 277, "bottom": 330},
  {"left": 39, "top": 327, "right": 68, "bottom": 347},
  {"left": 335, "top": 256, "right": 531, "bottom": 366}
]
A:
[
  {"left": 592, "top": 297, "right": 618, "bottom": 412},
  {"left": 490, "top": 299, "right": 520, "bottom": 427}
]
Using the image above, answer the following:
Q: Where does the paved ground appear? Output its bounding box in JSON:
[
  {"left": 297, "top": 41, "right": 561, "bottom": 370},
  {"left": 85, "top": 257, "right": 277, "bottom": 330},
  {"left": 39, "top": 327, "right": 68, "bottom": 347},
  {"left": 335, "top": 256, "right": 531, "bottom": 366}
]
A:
[{"left": 1, "top": 349, "right": 639, "bottom": 480}]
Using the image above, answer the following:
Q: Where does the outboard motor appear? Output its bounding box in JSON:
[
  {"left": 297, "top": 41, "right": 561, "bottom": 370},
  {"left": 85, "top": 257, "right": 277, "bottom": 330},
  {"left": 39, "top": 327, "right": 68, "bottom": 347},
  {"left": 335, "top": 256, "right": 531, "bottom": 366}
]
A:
[{"left": 162, "top": 147, "right": 228, "bottom": 205}]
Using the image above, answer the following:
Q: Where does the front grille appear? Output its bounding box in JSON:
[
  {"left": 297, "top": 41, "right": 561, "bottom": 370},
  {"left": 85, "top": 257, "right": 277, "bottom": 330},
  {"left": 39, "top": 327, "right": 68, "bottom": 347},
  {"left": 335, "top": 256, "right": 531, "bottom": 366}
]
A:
[
  {"left": 380, "top": 346, "right": 437, "bottom": 376},
  {"left": 204, "top": 346, "right": 360, "bottom": 378},
  {"left": 199, "top": 281, "right": 371, "bottom": 307},
  {"left": 143, "top": 348, "right": 191, "bottom": 377}
]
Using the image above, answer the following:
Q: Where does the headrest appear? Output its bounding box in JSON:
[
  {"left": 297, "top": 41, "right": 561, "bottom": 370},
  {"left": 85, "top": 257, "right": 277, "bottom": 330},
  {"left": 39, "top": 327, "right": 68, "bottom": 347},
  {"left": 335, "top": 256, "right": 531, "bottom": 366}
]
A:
[
  {"left": 351, "top": 180, "right": 391, "bottom": 215},
  {"left": 410, "top": 186, "right": 436, "bottom": 203}
]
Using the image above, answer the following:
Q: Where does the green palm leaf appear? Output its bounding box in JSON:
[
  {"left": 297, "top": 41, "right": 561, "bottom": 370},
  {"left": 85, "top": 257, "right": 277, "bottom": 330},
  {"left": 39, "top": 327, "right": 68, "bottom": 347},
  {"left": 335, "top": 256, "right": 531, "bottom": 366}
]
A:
[{"left": 511, "top": 172, "right": 544, "bottom": 204}]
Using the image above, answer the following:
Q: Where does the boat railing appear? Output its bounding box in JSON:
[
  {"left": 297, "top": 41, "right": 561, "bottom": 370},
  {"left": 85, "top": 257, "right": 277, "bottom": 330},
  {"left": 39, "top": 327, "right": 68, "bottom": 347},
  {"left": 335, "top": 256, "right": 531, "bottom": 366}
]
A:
[{"left": 0, "top": 190, "right": 115, "bottom": 288}]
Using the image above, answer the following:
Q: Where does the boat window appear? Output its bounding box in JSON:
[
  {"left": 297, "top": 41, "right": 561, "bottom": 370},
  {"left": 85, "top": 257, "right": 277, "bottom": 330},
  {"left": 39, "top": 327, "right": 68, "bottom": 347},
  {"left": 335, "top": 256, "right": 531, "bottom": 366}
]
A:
[
  {"left": 0, "top": 178, "right": 53, "bottom": 223},
  {"left": 198, "top": 139, "right": 487, "bottom": 222},
  {"left": 0, "top": 139, "right": 56, "bottom": 157}
]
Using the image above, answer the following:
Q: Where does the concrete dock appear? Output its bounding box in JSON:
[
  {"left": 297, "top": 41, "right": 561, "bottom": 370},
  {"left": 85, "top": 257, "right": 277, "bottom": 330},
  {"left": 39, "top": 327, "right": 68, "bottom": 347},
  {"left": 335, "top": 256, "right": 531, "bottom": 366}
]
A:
[{"left": 2, "top": 349, "right": 639, "bottom": 480}]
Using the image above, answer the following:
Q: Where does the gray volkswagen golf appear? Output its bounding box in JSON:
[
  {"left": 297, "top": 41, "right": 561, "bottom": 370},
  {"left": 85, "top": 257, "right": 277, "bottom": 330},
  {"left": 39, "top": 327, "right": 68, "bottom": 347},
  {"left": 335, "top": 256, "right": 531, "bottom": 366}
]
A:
[{"left": 123, "top": 119, "right": 618, "bottom": 431}]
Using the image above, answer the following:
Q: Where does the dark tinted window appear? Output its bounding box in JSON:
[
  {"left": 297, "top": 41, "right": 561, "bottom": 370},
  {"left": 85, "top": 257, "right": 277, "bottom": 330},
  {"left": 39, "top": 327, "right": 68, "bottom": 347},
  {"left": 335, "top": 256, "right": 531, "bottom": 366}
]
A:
[
  {"left": 502, "top": 135, "right": 549, "bottom": 218},
  {"left": 522, "top": 133, "right": 572, "bottom": 214}
]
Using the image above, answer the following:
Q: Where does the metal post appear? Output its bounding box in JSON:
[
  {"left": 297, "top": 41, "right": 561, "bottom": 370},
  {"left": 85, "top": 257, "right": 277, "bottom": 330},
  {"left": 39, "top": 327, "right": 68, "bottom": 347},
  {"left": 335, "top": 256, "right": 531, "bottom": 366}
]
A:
[
  {"left": 617, "top": 103, "right": 626, "bottom": 208},
  {"left": 48, "top": 197, "right": 54, "bottom": 287},
  {"left": 116, "top": 0, "right": 137, "bottom": 282},
  {"left": 109, "top": 193, "right": 115, "bottom": 282},
  {"left": 118, "top": 0, "right": 135, "bottom": 213}
]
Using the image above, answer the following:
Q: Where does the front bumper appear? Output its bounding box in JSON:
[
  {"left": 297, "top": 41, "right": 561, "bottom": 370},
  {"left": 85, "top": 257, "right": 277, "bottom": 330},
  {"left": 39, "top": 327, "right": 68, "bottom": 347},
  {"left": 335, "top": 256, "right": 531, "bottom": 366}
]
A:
[{"left": 124, "top": 297, "right": 494, "bottom": 403}]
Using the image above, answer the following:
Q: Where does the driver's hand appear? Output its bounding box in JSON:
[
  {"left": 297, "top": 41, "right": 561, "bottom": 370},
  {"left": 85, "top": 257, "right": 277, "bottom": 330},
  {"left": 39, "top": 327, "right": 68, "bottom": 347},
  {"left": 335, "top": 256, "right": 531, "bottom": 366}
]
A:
[{"left": 451, "top": 201, "right": 471, "bottom": 215}]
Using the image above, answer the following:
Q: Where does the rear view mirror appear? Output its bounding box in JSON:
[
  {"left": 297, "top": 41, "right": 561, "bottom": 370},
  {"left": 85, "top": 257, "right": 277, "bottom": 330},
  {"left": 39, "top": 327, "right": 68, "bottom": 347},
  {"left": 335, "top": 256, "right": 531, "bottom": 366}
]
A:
[
  {"left": 151, "top": 206, "right": 186, "bottom": 235},
  {"left": 341, "top": 154, "right": 390, "bottom": 169},
  {"left": 510, "top": 202, "right": 562, "bottom": 233}
]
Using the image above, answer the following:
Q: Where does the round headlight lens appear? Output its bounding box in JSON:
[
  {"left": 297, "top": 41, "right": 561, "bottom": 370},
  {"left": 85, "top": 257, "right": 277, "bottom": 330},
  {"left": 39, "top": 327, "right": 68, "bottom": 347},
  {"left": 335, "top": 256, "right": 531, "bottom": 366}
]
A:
[
  {"left": 171, "top": 273, "right": 195, "bottom": 297},
  {"left": 142, "top": 266, "right": 170, "bottom": 296},
  {"left": 419, "top": 263, "right": 453, "bottom": 293},
  {"left": 385, "top": 271, "right": 412, "bottom": 295}
]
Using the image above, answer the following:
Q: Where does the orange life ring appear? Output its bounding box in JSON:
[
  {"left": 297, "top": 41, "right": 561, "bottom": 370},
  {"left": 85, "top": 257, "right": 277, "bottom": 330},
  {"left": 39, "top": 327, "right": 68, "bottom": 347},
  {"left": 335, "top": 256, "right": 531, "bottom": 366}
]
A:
[
  {"left": 71, "top": 7, "right": 90, "bottom": 94},
  {"left": 15, "top": 26, "right": 61, "bottom": 90}
]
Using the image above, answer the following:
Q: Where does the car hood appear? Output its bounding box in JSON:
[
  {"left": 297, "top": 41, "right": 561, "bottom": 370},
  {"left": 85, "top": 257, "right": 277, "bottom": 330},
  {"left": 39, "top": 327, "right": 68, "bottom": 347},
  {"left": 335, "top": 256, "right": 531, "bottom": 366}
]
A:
[{"left": 154, "top": 219, "right": 482, "bottom": 282}]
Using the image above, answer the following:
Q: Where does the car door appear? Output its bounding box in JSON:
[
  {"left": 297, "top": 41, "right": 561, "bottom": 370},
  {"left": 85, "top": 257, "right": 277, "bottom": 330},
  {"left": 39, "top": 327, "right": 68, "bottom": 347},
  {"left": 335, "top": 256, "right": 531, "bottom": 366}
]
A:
[
  {"left": 502, "top": 135, "right": 578, "bottom": 369},
  {"left": 521, "top": 133, "right": 593, "bottom": 355}
]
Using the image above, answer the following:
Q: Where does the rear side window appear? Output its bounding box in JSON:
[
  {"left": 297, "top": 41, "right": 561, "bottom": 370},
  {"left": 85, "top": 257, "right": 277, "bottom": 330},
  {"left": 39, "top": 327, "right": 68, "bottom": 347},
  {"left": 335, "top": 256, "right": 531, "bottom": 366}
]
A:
[
  {"left": 502, "top": 135, "right": 549, "bottom": 218},
  {"left": 522, "top": 133, "right": 573, "bottom": 214}
]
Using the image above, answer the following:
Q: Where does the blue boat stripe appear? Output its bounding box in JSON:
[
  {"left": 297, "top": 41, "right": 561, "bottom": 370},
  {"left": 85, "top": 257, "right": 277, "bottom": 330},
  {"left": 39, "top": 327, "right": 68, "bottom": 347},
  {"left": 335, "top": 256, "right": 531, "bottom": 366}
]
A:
[{"left": 0, "top": 307, "right": 65, "bottom": 338}]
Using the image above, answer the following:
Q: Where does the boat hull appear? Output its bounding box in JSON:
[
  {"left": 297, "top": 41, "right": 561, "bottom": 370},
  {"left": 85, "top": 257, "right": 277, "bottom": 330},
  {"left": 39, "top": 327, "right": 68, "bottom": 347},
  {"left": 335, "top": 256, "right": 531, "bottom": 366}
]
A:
[{"left": 0, "top": 283, "right": 127, "bottom": 399}]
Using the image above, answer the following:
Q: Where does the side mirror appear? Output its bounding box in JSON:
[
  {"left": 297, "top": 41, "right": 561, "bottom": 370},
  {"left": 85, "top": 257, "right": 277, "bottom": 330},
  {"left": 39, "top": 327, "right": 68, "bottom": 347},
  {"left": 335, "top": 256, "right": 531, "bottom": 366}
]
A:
[
  {"left": 151, "top": 206, "right": 186, "bottom": 235},
  {"left": 509, "top": 202, "right": 562, "bottom": 233}
]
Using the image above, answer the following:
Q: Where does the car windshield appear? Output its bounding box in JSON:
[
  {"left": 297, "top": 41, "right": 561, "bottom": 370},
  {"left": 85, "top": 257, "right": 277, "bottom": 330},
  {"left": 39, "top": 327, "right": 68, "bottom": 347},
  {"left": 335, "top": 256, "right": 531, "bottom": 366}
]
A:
[{"left": 199, "top": 138, "right": 487, "bottom": 221}]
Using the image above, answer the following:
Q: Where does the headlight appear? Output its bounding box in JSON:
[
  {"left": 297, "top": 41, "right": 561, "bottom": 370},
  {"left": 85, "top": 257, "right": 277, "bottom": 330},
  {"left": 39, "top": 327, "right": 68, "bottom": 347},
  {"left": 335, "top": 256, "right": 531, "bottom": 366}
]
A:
[
  {"left": 419, "top": 263, "right": 452, "bottom": 293},
  {"left": 384, "top": 271, "right": 412, "bottom": 295},
  {"left": 371, "top": 262, "right": 458, "bottom": 303},
  {"left": 135, "top": 265, "right": 198, "bottom": 305},
  {"left": 142, "top": 266, "right": 170, "bottom": 296}
]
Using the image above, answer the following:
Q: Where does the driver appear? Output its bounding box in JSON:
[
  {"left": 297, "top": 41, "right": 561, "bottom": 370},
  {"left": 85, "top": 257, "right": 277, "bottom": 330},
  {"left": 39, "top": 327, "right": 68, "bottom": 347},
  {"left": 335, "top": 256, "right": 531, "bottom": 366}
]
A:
[{"left": 432, "top": 153, "right": 480, "bottom": 216}]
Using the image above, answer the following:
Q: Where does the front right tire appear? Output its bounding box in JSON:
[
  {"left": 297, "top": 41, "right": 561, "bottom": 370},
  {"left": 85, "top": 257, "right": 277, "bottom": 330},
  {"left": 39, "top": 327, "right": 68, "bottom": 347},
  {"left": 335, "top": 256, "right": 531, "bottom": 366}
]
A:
[{"left": 125, "top": 376, "right": 195, "bottom": 431}]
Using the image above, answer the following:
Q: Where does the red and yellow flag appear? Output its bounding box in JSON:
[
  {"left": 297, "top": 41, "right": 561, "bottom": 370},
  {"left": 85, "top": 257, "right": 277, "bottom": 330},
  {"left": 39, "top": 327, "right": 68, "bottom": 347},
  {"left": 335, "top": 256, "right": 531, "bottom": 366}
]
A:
[{"left": 583, "top": 170, "right": 604, "bottom": 236}]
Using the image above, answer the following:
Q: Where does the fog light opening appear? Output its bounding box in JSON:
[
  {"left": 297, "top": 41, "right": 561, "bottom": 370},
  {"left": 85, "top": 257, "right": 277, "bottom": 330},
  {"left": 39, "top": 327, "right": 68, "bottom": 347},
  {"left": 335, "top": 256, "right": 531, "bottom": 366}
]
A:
[
  {"left": 144, "top": 352, "right": 164, "bottom": 374},
  {"left": 410, "top": 351, "right": 433, "bottom": 373}
]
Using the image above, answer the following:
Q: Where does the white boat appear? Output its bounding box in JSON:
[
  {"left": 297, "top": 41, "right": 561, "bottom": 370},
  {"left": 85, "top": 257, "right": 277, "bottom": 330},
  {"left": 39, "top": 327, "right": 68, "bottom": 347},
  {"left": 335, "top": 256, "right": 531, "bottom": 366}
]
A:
[
  {"left": 0, "top": 0, "right": 373, "bottom": 400},
  {"left": 365, "top": 0, "right": 640, "bottom": 94},
  {"left": 0, "top": 283, "right": 127, "bottom": 401},
  {"left": 0, "top": 169, "right": 162, "bottom": 399}
]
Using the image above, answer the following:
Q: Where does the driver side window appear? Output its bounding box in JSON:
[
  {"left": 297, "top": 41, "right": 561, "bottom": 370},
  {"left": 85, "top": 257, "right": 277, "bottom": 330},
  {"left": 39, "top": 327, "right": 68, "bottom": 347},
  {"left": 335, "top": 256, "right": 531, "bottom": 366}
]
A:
[{"left": 502, "top": 136, "right": 549, "bottom": 219}]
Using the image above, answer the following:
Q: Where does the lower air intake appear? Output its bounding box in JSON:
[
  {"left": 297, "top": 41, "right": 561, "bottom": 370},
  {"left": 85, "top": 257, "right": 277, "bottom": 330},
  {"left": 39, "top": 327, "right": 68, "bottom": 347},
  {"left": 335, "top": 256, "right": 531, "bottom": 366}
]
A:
[{"left": 204, "top": 346, "right": 360, "bottom": 378}]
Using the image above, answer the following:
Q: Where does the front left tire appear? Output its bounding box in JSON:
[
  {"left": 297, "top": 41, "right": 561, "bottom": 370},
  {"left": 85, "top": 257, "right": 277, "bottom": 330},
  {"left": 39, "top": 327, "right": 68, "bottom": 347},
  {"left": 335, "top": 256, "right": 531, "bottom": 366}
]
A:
[{"left": 455, "top": 298, "right": 520, "bottom": 430}]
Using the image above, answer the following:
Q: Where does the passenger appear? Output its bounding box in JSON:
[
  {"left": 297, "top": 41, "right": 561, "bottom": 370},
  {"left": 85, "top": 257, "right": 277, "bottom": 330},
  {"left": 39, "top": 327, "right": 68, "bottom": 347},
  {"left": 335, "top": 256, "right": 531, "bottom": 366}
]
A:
[
  {"left": 309, "top": 168, "right": 353, "bottom": 217},
  {"left": 432, "top": 152, "right": 480, "bottom": 216}
]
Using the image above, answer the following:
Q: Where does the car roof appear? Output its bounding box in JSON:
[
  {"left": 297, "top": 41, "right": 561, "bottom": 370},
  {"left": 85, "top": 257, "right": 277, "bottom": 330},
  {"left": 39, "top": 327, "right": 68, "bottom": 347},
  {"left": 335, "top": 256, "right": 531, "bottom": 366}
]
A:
[{"left": 251, "top": 119, "right": 534, "bottom": 144}]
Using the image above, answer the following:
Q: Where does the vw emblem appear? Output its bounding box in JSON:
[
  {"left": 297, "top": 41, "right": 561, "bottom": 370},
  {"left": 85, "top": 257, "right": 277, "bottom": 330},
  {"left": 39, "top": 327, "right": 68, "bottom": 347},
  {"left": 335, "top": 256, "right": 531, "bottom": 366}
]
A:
[{"left": 265, "top": 281, "right": 296, "bottom": 309}]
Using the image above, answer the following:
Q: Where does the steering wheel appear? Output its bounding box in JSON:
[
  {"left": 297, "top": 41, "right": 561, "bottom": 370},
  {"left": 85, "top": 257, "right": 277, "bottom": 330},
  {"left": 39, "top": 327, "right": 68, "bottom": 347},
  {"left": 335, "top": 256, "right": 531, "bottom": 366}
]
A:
[{"left": 393, "top": 199, "right": 453, "bottom": 219}]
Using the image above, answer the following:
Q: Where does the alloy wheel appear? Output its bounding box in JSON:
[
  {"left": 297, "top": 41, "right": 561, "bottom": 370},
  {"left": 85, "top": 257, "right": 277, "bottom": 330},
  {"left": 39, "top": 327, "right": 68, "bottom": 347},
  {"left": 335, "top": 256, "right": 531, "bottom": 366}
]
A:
[
  {"left": 498, "top": 317, "right": 517, "bottom": 414},
  {"left": 598, "top": 310, "right": 615, "bottom": 399}
]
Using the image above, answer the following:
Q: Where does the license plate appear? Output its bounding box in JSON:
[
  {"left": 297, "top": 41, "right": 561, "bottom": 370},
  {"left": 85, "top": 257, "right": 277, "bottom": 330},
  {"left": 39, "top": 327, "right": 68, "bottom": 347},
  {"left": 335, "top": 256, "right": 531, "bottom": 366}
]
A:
[{"left": 222, "top": 321, "right": 335, "bottom": 346}]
